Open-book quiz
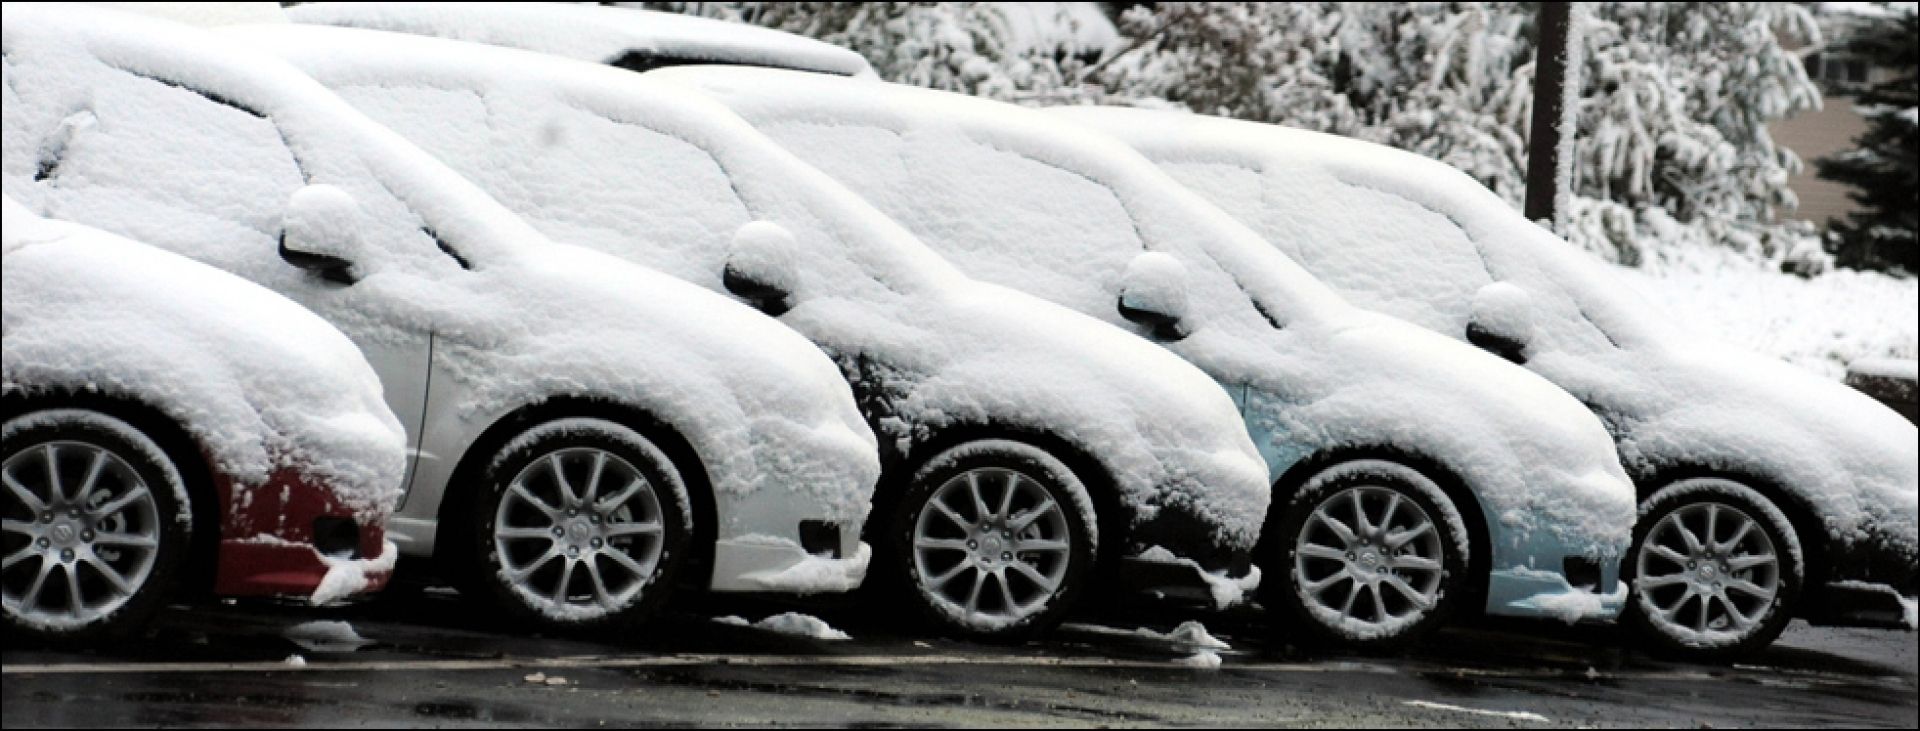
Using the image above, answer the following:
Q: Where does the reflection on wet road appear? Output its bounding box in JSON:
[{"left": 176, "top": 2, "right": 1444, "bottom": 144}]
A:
[{"left": 4, "top": 584, "right": 1915, "bottom": 727}]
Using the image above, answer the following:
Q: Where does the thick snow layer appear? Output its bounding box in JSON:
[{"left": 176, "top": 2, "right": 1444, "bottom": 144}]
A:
[
  {"left": 1496, "top": 566, "right": 1628, "bottom": 624},
  {"left": 1133, "top": 545, "right": 1261, "bottom": 609},
  {"left": 660, "top": 67, "right": 1637, "bottom": 560},
  {"left": 245, "top": 25, "right": 1272, "bottom": 556},
  {"left": 286, "top": 2, "right": 873, "bottom": 78},
  {"left": 714, "top": 611, "right": 852, "bottom": 640},
  {"left": 1053, "top": 105, "right": 1918, "bottom": 565},
  {"left": 310, "top": 539, "right": 397, "bottom": 605},
  {"left": 2, "top": 5, "right": 880, "bottom": 541},
  {"left": 730, "top": 535, "right": 872, "bottom": 594},
  {"left": 2, "top": 200, "right": 406, "bottom": 520},
  {"left": 1172, "top": 650, "right": 1222, "bottom": 669}
]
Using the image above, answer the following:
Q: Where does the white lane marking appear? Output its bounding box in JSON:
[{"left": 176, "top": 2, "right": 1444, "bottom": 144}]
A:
[{"left": 1404, "top": 700, "right": 1550, "bottom": 723}]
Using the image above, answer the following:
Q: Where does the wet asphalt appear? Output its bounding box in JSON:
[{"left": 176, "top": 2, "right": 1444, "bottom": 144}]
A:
[{"left": 3, "top": 578, "right": 1915, "bottom": 728}]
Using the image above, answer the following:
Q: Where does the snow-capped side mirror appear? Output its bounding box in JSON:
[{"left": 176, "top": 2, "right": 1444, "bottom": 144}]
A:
[
  {"left": 1117, "top": 252, "right": 1192, "bottom": 341},
  {"left": 723, "top": 221, "right": 801, "bottom": 316},
  {"left": 1467, "top": 281, "right": 1535, "bottom": 364},
  {"left": 280, "top": 184, "right": 367, "bottom": 286}
]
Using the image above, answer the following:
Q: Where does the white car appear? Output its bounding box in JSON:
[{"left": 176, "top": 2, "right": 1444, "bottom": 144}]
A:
[
  {"left": 2, "top": 4, "right": 880, "bottom": 634},
  {"left": 287, "top": 1, "right": 875, "bottom": 77},
  {"left": 659, "top": 66, "right": 1643, "bottom": 650},
  {"left": 4, "top": 198, "right": 405, "bottom": 640},
  {"left": 1054, "top": 105, "right": 1920, "bottom": 658},
  {"left": 244, "top": 24, "right": 1274, "bottom": 639}
]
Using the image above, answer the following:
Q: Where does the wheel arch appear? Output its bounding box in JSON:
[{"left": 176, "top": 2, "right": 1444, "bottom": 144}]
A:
[
  {"left": 431, "top": 396, "right": 717, "bottom": 597},
  {"left": 1257, "top": 445, "right": 1495, "bottom": 615},
  {"left": 1, "top": 388, "right": 222, "bottom": 595}
]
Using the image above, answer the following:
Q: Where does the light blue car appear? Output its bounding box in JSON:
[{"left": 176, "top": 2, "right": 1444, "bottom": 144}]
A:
[
  {"left": 659, "top": 66, "right": 1641, "bottom": 649},
  {"left": 1056, "top": 105, "right": 1920, "bottom": 660}
]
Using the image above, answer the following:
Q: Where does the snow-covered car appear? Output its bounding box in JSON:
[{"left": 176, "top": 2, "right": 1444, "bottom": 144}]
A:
[
  {"left": 2, "top": 4, "right": 880, "bottom": 635},
  {"left": 1055, "top": 105, "right": 1920, "bottom": 657},
  {"left": 3, "top": 198, "right": 406, "bottom": 641},
  {"left": 242, "top": 24, "right": 1273, "bottom": 640},
  {"left": 658, "top": 66, "right": 1643, "bottom": 649},
  {"left": 286, "top": 1, "right": 875, "bottom": 78}
]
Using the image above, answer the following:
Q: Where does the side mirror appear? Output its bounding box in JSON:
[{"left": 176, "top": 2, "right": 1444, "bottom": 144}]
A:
[
  {"left": 723, "top": 221, "right": 801, "bottom": 316},
  {"left": 279, "top": 184, "right": 366, "bottom": 285},
  {"left": 1467, "top": 282, "right": 1535, "bottom": 364},
  {"left": 1116, "top": 252, "right": 1192, "bottom": 340}
]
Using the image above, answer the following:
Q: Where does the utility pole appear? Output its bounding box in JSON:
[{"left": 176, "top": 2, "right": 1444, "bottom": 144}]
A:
[{"left": 1525, "top": 1, "right": 1573, "bottom": 231}]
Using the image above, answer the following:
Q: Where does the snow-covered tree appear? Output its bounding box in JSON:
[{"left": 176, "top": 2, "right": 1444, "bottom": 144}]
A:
[{"left": 1815, "top": 7, "right": 1918, "bottom": 275}]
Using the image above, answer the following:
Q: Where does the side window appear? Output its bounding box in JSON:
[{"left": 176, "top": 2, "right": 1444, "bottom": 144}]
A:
[
  {"left": 763, "top": 121, "right": 1142, "bottom": 318},
  {"left": 335, "top": 83, "right": 751, "bottom": 289},
  {"left": 1161, "top": 160, "right": 1494, "bottom": 335}
]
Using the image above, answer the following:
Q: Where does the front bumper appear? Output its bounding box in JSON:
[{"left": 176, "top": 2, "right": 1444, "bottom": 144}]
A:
[{"left": 212, "top": 468, "right": 390, "bottom": 601}]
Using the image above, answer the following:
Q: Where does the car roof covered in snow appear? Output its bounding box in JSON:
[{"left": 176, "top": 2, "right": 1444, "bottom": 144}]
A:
[
  {"left": 287, "top": 2, "right": 875, "bottom": 78},
  {"left": 2, "top": 196, "right": 407, "bottom": 519}
]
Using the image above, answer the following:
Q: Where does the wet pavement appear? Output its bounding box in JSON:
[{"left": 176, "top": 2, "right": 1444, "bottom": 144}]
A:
[{"left": 4, "top": 580, "right": 1915, "bottom": 728}]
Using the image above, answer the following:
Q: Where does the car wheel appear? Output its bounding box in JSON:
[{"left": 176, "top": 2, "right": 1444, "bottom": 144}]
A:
[
  {"left": 1261, "top": 460, "right": 1466, "bottom": 651},
  {"left": 469, "top": 417, "right": 691, "bottom": 633},
  {"left": 3, "top": 409, "right": 192, "bottom": 642},
  {"left": 1622, "top": 477, "right": 1802, "bottom": 661},
  {"left": 882, "top": 439, "right": 1096, "bottom": 640}
]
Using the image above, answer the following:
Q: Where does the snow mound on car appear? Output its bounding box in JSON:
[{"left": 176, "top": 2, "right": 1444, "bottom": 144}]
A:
[{"left": 2, "top": 200, "right": 406, "bottom": 519}]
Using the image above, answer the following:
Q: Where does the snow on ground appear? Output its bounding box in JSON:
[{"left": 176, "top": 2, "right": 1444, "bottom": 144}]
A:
[
  {"left": 713, "top": 612, "right": 852, "bottom": 641},
  {"left": 1619, "top": 250, "right": 1919, "bottom": 380},
  {"left": 282, "top": 620, "right": 373, "bottom": 653},
  {"left": 1, "top": 198, "right": 406, "bottom": 521}
]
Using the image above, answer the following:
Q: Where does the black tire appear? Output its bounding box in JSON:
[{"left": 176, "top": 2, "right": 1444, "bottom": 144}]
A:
[
  {"left": 465, "top": 417, "right": 691, "bottom": 634},
  {"left": 877, "top": 439, "right": 1097, "bottom": 641},
  {"left": 1622, "top": 477, "right": 1803, "bottom": 661},
  {"left": 1259, "top": 460, "right": 1468, "bottom": 652},
  {"left": 2, "top": 408, "right": 193, "bottom": 643}
]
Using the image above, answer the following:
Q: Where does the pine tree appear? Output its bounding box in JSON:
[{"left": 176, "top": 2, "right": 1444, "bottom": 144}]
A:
[{"left": 1815, "top": 7, "right": 1918, "bottom": 276}]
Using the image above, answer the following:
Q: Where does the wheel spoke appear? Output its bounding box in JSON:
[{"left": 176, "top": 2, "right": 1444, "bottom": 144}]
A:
[
  {"left": 998, "top": 473, "right": 1018, "bottom": 521},
  {"left": 1302, "top": 568, "right": 1351, "bottom": 594},
  {"left": 1013, "top": 538, "right": 1069, "bottom": 553},
  {"left": 1718, "top": 520, "right": 1754, "bottom": 553},
  {"left": 1390, "top": 554, "right": 1441, "bottom": 572},
  {"left": 1010, "top": 561, "right": 1059, "bottom": 593},
  {"left": 1723, "top": 578, "right": 1770, "bottom": 598},
  {"left": 1726, "top": 553, "right": 1775, "bottom": 571},
  {"left": 926, "top": 562, "right": 970, "bottom": 590},
  {"left": 1009, "top": 497, "right": 1057, "bottom": 533},
  {"left": 1705, "top": 504, "right": 1720, "bottom": 547},
  {"left": 931, "top": 498, "right": 971, "bottom": 532},
  {"left": 1634, "top": 573, "right": 1689, "bottom": 590},
  {"left": 1670, "top": 516, "right": 1704, "bottom": 554},
  {"left": 4, "top": 469, "right": 48, "bottom": 513},
  {"left": 20, "top": 558, "right": 55, "bottom": 609},
  {"left": 1297, "top": 543, "right": 1346, "bottom": 561},
  {"left": 549, "top": 455, "right": 577, "bottom": 506},
  {"left": 1314, "top": 508, "right": 1357, "bottom": 546},
  {"left": 583, "top": 451, "right": 607, "bottom": 504},
  {"left": 585, "top": 558, "right": 615, "bottom": 609},
  {"left": 43, "top": 445, "right": 63, "bottom": 503},
  {"left": 82, "top": 554, "right": 135, "bottom": 596},
  {"left": 76, "top": 450, "right": 108, "bottom": 504},
  {"left": 552, "top": 559, "right": 576, "bottom": 602},
  {"left": 994, "top": 571, "right": 1017, "bottom": 611},
  {"left": 1384, "top": 522, "right": 1430, "bottom": 549},
  {"left": 1348, "top": 489, "right": 1372, "bottom": 535},
  {"left": 1381, "top": 575, "right": 1432, "bottom": 611},
  {"left": 1379, "top": 494, "right": 1402, "bottom": 532},
  {"left": 594, "top": 478, "right": 646, "bottom": 513},
  {"left": 507, "top": 548, "right": 559, "bottom": 582},
  {"left": 89, "top": 486, "right": 149, "bottom": 522},
  {"left": 1366, "top": 582, "right": 1387, "bottom": 620},
  {"left": 1338, "top": 580, "right": 1362, "bottom": 618},
  {"left": 2, "top": 519, "right": 35, "bottom": 536},
  {"left": 64, "top": 562, "right": 84, "bottom": 615},
  {"left": 1647, "top": 544, "right": 1689, "bottom": 565},
  {"left": 92, "top": 532, "right": 156, "bottom": 549},
  {"left": 966, "top": 473, "right": 990, "bottom": 522},
  {"left": 604, "top": 521, "right": 662, "bottom": 538},
  {"left": 495, "top": 526, "right": 554, "bottom": 542},
  {"left": 963, "top": 569, "right": 986, "bottom": 613},
  {"left": 509, "top": 483, "right": 561, "bottom": 519},
  {"left": 601, "top": 546, "right": 654, "bottom": 580},
  {"left": 915, "top": 537, "right": 969, "bottom": 552},
  {"left": 1719, "top": 594, "right": 1755, "bottom": 630},
  {"left": 3, "top": 545, "right": 37, "bottom": 570},
  {"left": 1693, "top": 596, "right": 1710, "bottom": 632}
]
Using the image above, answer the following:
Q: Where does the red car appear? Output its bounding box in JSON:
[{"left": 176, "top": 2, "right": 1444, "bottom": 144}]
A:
[{"left": 3, "top": 201, "right": 407, "bottom": 640}]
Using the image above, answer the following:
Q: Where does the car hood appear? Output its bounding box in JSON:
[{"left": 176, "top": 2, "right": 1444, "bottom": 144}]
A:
[{"left": 785, "top": 278, "right": 1273, "bottom": 553}]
